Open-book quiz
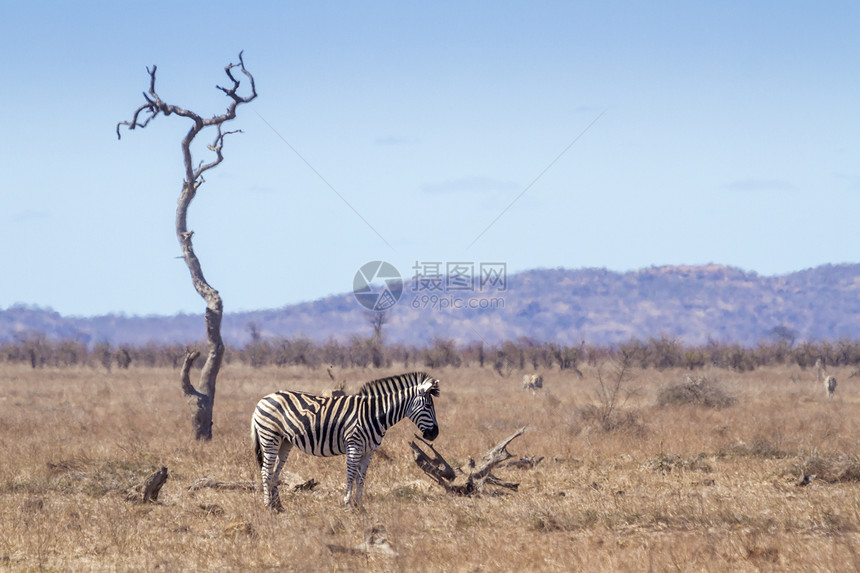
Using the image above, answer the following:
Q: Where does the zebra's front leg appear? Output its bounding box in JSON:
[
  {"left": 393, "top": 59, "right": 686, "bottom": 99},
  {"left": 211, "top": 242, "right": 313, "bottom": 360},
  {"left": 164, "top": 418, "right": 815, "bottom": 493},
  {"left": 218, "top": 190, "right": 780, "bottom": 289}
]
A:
[
  {"left": 343, "top": 444, "right": 364, "bottom": 505},
  {"left": 352, "top": 451, "right": 375, "bottom": 506}
]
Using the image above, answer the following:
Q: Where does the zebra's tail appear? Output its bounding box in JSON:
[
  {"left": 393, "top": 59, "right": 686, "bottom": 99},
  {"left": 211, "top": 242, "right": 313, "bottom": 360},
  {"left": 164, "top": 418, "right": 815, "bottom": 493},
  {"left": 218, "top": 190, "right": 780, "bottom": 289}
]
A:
[{"left": 252, "top": 422, "right": 263, "bottom": 468}]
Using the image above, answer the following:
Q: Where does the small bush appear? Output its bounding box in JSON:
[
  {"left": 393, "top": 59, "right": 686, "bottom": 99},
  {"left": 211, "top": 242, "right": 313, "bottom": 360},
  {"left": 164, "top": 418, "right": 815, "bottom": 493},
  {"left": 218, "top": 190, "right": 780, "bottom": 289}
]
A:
[
  {"left": 577, "top": 404, "right": 646, "bottom": 434},
  {"left": 656, "top": 375, "right": 735, "bottom": 409},
  {"left": 645, "top": 451, "right": 713, "bottom": 474},
  {"left": 728, "top": 437, "right": 788, "bottom": 459},
  {"left": 794, "top": 453, "right": 860, "bottom": 483}
]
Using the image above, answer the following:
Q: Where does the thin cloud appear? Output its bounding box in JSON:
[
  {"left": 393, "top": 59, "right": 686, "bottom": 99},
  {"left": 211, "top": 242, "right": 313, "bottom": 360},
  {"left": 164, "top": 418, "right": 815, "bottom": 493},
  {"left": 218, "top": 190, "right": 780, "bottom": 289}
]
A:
[
  {"left": 247, "top": 184, "right": 276, "bottom": 194},
  {"left": 421, "top": 176, "right": 519, "bottom": 195},
  {"left": 7, "top": 210, "right": 51, "bottom": 223},
  {"left": 374, "top": 136, "right": 419, "bottom": 146},
  {"left": 723, "top": 179, "right": 797, "bottom": 192},
  {"left": 572, "top": 104, "right": 605, "bottom": 113},
  {"left": 832, "top": 172, "right": 860, "bottom": 192}
]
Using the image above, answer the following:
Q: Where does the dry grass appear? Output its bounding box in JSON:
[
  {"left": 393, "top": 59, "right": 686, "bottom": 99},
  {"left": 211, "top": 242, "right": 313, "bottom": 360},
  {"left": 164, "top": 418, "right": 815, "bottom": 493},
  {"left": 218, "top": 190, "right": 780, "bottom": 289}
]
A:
[{"left": 1, "top": 363, "right": 860, "bottom": 571}]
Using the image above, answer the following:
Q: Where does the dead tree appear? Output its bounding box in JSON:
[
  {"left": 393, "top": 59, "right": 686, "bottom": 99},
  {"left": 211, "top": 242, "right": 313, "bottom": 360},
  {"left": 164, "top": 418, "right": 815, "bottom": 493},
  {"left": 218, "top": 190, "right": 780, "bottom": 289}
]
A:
[
  {"left": 369, "top": 309, "right": 388, "bottom": 342},
  {"left": 368, "top": 310, "right": 388, "bottom": 368},
  {"left": 410, "top": 426, "right": 529, "bottom": 496},
  {"left": 117, "top": 53, "right": 257, "bottom": 440}
]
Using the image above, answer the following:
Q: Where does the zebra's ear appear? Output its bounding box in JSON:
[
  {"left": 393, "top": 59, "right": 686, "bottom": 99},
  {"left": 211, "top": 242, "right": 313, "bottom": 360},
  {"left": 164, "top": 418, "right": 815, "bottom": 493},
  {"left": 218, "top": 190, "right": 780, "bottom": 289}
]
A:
[
  {"left": 417, "top": 375, "right": 440, "bottom": 396},
  {"left": 418, "top": 377, "right": 439, "bottom": 396}
]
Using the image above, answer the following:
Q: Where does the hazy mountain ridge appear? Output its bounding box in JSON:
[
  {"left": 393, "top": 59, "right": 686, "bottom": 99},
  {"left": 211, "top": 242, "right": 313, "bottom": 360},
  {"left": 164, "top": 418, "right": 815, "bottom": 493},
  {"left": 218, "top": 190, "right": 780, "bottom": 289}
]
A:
[{"left": 3, "top": 264, "right": 860, "bottom": 347}]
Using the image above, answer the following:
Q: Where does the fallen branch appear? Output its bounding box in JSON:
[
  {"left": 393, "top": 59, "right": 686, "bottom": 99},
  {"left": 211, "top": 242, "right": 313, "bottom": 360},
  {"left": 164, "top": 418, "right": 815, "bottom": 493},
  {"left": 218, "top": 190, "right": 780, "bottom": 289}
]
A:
[
  {"left": 293, "top": 478, "right": 320, "bottom": 491},
  {"left": 410, "top": 426, "right": 528, "bottom": 496},
  {"left": 187, "top": 478, "right": 255, "bottom": 492},
  {"left": 409, "top": 436, "right": 457, "bottom": 487},
  {"left": 327, "top": 526, "right": 397, "bottom": 558},
  {"left": 187, "top": 475, "right": 318, "bottom": 494},
  {"left": 505, "top": 455, "right": 545, "bottom": 469}
]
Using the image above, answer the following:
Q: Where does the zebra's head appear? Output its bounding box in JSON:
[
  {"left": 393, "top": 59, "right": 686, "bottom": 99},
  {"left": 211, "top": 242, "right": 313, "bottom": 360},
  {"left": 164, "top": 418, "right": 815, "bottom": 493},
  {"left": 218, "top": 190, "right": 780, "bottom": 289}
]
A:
[{"left": 408, "top": 376, "right": 440, "bottom": 441}]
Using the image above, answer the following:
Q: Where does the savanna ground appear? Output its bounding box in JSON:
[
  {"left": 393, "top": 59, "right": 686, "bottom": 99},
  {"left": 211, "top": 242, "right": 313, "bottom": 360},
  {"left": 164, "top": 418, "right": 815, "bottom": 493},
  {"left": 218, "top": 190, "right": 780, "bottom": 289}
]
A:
[{"left": 1, "top": 362, "right": 859, "bottom": 571}]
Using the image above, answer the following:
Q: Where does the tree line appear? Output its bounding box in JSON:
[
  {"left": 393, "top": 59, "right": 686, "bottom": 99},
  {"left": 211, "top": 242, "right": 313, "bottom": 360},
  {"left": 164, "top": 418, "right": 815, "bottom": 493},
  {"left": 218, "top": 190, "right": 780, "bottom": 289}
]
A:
[{"left": 3, "top": 332, "right": 860, "bottom": 373}]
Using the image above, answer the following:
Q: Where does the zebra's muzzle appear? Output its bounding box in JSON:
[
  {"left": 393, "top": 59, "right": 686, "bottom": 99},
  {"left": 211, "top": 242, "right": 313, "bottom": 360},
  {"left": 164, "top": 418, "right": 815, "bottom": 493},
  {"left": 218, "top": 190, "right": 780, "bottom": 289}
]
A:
[{"left": 422, "top": 425, "right": 439, "bottom": 441}]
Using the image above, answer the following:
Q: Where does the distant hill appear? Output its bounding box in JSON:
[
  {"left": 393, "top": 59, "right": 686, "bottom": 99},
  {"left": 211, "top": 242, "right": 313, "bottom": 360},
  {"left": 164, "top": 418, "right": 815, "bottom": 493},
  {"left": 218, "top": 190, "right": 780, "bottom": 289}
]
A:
[{"left": 3, "top": 264, "right": 860, "bottom": 347}]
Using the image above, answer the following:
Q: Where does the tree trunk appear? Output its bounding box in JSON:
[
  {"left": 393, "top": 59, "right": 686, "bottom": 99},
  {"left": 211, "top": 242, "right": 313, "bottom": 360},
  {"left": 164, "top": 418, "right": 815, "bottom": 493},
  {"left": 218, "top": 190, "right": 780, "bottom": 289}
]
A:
[{"left": 177, "top": 177, "right": 225, "bottom": 441}]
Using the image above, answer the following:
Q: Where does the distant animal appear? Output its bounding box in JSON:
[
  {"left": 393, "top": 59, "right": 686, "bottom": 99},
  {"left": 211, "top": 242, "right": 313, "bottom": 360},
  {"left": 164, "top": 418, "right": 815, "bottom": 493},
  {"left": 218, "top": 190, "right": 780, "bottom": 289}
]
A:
[
  {"left": 816, "top": 358, "right": 838, "bottom": 399},
  {"left": 522, "top": 374, "right": 543, "bottom": 394},
  {"left": 323, "top": 386, "right": 346, "bottom": 398},
  {"left": 325, "top": 365, "right": 346, "bottom": 397},
  {"left": 825, "top": 375, "right": 837, "bottom": 399},
  {"left": 251, "top": 372, "right": 440, "bottom": 509}
]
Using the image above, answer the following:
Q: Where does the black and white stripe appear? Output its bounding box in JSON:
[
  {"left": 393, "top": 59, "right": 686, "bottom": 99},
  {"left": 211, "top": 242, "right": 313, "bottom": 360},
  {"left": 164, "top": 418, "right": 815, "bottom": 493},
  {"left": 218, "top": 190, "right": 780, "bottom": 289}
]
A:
[{"left": 251, "top": 371, "right": 440, "bottom": 508}]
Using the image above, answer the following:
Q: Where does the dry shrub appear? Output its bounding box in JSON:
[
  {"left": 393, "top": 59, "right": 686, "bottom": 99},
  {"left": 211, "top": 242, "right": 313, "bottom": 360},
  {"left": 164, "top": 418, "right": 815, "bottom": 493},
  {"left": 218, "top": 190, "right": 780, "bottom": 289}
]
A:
[
  {"left": 576, "top": 404, "right": 646, "bottom": 435},
  {"left": 645, "top": 451, "right": 713, "bottom": 474},
  {"left": 529, "top": 508, "right": 596, "bottom": 532},
  {"left": 746, "top": 435, "right": 789, "bottom": 459},
  {"left": 656, "top": 374, "right": 735, "bottom": 409},
  {"left": 796, "top": 453, "right": 860, "bottom": 483}
]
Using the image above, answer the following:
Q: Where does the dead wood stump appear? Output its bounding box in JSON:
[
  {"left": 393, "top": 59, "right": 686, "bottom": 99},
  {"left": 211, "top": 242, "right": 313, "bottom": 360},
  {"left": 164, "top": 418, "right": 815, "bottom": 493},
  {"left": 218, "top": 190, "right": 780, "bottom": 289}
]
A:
[
  {"left": 143, "top": 466, "right": 168, "bottom": 502},
  {"left": 126, "top": 466, "right": 168, "bottom": 503},
  {"left": 410, "top": 426, "right": 529, "bottom": 496}
]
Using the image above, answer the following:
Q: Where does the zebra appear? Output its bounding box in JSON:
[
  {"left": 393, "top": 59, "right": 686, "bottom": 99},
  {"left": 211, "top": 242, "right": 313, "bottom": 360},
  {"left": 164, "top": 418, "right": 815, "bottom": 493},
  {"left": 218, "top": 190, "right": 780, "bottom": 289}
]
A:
[{"left": 251, "top": 371, "right": 440, "bottom": 509}]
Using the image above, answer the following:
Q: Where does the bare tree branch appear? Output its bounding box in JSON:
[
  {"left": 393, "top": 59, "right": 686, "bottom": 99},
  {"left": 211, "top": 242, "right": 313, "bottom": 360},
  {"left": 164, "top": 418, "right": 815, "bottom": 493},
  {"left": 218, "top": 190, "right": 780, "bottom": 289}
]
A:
[
  {"left": 409, "top": 436, "right": 457, "bottom": 487},
  {"left": 180, "top": 349, "right": 204, "bottom": 398}
]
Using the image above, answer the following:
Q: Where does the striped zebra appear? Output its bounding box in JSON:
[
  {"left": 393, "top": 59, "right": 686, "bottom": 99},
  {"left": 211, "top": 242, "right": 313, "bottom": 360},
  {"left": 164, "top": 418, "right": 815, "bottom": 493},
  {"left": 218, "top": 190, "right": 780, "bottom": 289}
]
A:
[{"left": 251, "top": 371, "right": 440, "bottom": 509}]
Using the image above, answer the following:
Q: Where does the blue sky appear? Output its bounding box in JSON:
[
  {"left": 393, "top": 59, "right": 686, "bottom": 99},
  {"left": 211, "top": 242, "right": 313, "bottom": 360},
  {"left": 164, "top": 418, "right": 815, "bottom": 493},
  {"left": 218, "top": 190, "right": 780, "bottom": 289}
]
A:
[{"left": 1, "top": 2, "right": 858, "bottom": 317}]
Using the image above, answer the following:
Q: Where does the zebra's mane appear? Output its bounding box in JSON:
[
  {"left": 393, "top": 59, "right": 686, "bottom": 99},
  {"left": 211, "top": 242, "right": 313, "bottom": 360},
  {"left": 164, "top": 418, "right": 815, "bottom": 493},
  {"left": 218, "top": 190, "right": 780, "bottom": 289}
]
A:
[{"left": 358, "top": 372, "right": 439, "bottom": 397}]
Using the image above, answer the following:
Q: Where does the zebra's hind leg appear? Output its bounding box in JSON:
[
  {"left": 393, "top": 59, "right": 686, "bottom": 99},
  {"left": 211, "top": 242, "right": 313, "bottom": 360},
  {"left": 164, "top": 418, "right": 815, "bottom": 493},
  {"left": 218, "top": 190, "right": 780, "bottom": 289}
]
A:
[
  {"left": 269, "top": 441, "right": 293, "bottom": 511},
  {"left": 260, "top": 436, "right": 290, "bottom": 511}
]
